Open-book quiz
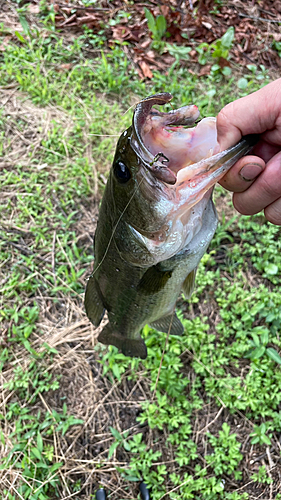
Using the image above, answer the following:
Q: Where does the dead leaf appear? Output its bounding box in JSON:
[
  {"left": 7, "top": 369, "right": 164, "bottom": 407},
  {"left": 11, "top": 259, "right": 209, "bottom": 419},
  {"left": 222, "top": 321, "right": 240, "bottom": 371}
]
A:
[
  {"left": 160, "top": 5, "right": 169, "bottom": 18},
  {"left": 77, "top": 15, "right": 98, "bottom": 25},
  {"left": 198, "top": 64, "right": 211, "bottom": 76},
  {"left": 140, "top": 39, "right": 151, "bottom": 49},
  {"left": 28, "top": 4, "right": 40, "bottom": 14},
  {"left": 112, "top": 25, "right": 141, "bottom": 42},
  {"left": 57, "top": 13, "right": 76, "bottom": 27},
  {"left": 276, "top": 1, "right": 281, "bottom": 13},
  {"left": 218, "top": 57, "right": 231, "bottom": 68},
  {"left": 0, "top": 36, "right": 12, "bottom": 51},
  {"left": 202, "top": 21, "right": 212, "bottom": 29},
  {"left": 139, "top": 60, "right": 153, "bottom": 79},
  {"left": 57, "top": 63, "right": 73, "bottom": 72},
  {"left": 112, "top": 26, "right": 130, "bottom": 40},
  {"left": 6, "top": 22, "right": 24, "bottom": 32},
  {"left": 136, "top": 67, "right": 144, "bottom": 79},
  {"left": 146, "top": 50, "right": 155, "bottom": 59}
]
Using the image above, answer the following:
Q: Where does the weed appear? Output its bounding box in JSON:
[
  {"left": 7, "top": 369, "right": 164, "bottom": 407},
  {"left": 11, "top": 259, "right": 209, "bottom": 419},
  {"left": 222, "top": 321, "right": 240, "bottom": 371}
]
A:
[
  {"left": 249, "top": 423, "right": 272, "bottom": 446},
  {"left": 251, "top": 465, "right": 273, "bottom": 484},
  {"left": 245, "top": 326, "right": 281, "bottom": 365},
  {"left": 166, "top": 43, "right": 192, "bottom": 63},
  {"left": 206, "top": 423, "right": 243, "bottom": 479},
  {"left": 212, "top": 27, "right": 235, "bottom": 60},
  {"left": 272, "top": 39, "right": 281, "bottom": 58},
  {"left": 196, "top": 27, "right": 234, "bottom": 76},
  {"left": 108, "top": 427, "right": 130, "bottom": 458},
  {"left": 1, "top": 403, "right": 83, "bottom": 500},
  {"left": 144, "top": 7, "right": 168, "bottom": 51}
]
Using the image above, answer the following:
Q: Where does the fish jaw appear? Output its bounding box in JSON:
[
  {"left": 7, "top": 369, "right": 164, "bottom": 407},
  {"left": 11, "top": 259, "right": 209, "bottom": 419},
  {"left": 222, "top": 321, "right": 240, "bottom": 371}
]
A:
[{"left": 173, "top": 135, "right": 258, "bottom": 218}]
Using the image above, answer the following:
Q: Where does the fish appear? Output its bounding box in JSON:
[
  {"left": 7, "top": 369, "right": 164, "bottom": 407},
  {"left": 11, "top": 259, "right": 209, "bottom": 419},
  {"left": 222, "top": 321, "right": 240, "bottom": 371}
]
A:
[{"left": 85, "top": 93, "right": 257, "bottom": 359}]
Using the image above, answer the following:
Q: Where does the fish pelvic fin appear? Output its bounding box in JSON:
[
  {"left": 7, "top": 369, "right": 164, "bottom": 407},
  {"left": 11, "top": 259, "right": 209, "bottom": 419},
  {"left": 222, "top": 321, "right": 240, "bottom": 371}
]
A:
[
  {"left": 85, "top": 275, "right": 105, "bottom": 327},
  {"left": 182, "top": 268, "right": 197, "bottom": 299},
  {"left": 149, "top": 311, "right": 184, "bottom": 336},
  {"left": 98, "top": 324, "right": 147, "bottom": 359}
]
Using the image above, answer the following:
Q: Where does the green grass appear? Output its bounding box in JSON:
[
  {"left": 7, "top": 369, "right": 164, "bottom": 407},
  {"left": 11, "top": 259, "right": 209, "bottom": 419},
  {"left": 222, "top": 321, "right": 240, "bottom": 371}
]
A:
[{"left": 1, "top": 5, "right": 281, "bottom": 500}]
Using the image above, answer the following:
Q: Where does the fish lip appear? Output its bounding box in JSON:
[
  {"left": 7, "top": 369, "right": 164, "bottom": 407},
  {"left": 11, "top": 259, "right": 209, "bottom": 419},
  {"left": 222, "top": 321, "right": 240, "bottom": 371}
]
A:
[
  {"left": 132, "top": 93, "right": 173, "bottom": 154},
  {"left": 132, "top": 93, "right": 177, "bottom": 185}
]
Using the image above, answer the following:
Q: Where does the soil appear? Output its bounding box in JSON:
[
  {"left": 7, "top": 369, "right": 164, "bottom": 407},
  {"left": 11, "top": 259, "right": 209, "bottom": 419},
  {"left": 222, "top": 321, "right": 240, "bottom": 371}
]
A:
[{"left": 50, "top": 0, "right": 281, "bottom": 78}]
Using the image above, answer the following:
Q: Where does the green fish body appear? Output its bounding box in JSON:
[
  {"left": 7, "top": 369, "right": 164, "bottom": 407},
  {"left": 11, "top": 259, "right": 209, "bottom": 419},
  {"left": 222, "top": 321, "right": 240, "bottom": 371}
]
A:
[{"left": 85, "top": 94, "right": 257, "bottom": 359}]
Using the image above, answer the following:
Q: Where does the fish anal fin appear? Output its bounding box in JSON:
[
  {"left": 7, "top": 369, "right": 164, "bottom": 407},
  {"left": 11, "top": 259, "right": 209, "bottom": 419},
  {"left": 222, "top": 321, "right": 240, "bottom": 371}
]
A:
[
  {"left": 182, "top": 268, "right": 197, "bottom": 299},
  {"left": 84, "top": 275, "right": 105, "bottom": 327},
  {"left": 149, "top": 312, "right": 184, "bottom": 336},
  {"left": 98, "top": 324, "right": 147, "bottom": 359},
  {"left": 138, "top": 265, "right": 172, "bottom": 295}
]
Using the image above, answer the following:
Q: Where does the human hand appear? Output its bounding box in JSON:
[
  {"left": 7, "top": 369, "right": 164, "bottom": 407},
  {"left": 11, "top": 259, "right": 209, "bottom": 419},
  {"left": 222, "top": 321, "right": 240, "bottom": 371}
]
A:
[{"left": 217, "top": 78, "right": 281, "bottom": 225}]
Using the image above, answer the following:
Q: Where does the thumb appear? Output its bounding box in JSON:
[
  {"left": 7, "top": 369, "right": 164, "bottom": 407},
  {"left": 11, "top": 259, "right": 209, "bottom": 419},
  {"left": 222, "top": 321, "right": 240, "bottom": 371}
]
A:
[
  {"left": 216, "top": 101, "right": 243, "bottom": 151},
  {"left": 217, "top": 79, "right": 281, "bottom": 151},
  {"left": 219, "top": 155, "right": 265, "bottom": 192}
]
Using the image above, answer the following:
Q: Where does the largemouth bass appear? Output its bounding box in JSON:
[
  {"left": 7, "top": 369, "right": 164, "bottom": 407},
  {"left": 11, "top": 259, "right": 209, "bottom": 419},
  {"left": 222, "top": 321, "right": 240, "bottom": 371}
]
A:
[{"left": 85, "top": 93, "right": 256, "bottom": 359}]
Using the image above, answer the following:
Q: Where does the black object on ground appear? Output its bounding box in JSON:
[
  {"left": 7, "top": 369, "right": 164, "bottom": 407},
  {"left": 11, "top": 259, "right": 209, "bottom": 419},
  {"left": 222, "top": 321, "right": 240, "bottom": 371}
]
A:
[
  {"left": 96, "top": 488, "right": 106, "bottom": 500},
  {"left": 95, "top": 482, "right": 150, "bottom": 499},
  {"left": 139, "top": 482, "right": 150, "bottom": 500}
]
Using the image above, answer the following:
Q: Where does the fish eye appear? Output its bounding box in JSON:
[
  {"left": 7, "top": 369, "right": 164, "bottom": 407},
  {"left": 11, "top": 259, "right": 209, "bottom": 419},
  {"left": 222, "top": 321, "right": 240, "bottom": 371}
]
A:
[{"left": 113, "top": 160, "right": 131, "bottom": 183}]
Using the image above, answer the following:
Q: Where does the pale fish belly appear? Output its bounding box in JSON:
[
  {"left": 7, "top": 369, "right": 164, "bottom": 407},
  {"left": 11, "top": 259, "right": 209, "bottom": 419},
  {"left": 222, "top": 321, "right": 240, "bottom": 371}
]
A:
[{"left": 142, "top": 196, "right": 218, "bottom": 324}]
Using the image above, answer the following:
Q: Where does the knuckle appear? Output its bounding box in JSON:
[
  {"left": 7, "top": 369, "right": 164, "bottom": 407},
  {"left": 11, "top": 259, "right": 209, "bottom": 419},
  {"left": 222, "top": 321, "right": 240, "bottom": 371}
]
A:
[
  {"left": 264, "top": 203, "right": 281, "bottom": 225},
  {"left": 232, "top": 194, "right": 253, "bottom": 215},
  {"left": 262, "top": 176, "right": 281, "bottom": 200},
  {"left": 217, "top": 103, "right": 235, "bottom": 129}
]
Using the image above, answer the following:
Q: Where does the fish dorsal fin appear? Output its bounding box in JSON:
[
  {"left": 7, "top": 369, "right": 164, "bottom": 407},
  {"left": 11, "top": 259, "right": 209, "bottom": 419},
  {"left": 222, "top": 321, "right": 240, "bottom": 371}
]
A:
[
  {"left": 182, "top": 268, "right": 197, "bottom": 299},
  {"left": 137, "top": 265, "right": 172, "bottom": 295},
  {"left": 149, "top": 312, "right": 184, "bottom": 336},
  {"left": 84, "top": 275, "right": 105, "bottom": 327},
  {"left": 98, "top": 324, "right": 147, "bottom": 359}
]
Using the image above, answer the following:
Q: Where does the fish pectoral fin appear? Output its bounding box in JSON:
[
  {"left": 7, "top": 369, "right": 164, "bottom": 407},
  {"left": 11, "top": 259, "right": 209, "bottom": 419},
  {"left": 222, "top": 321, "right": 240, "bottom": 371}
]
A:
[
  {"left": 182, "top": 268, "right": 197, "bottom": 299},
  {"left": 149, "top": 312, "right": 184, "bottom": 336},
  {"left": 98, "top": 325, "right": 147, "bottom": 359},
  {"left": 137, "top": 265, "right": 172, "bottom": 295},
  {"left": 84, "top": 275, "right": 105, "bottom": 327}
]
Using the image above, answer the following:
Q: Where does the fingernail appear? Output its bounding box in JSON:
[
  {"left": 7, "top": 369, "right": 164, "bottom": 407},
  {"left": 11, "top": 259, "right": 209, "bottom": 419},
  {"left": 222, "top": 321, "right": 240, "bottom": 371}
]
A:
[{"left": 239, "top": 163, "right": 263, "bottom": 182}]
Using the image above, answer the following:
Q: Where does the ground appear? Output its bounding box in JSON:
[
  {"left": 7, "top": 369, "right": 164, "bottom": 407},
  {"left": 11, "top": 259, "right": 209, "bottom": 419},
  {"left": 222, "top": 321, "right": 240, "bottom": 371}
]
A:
[{"left": 1, "top": 1, "right": 281, "bottom": 499}]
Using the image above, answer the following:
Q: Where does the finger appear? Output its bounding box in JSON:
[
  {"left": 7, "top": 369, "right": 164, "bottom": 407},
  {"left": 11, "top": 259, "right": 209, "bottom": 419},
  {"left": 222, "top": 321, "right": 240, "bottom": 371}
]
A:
[
  {"left": 219, "top": 155, "right": 265, "bottom": 192},
  {"left": 264, "top": 197, "right": 281, "bottom": 225},
  {"left": 216, "top": 79, "right": 281, "bottom": 150},
  {"left": 232, "top": 151, "right": 281, "bottom": 215},
  {"left": 252, "top": 141, "right": 281, "bottom": 163}
]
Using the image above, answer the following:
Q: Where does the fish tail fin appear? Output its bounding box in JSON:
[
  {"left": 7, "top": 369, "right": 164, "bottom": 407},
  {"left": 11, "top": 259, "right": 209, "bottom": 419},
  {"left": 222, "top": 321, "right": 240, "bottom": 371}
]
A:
[{"left": 98, "top": 324, "right": 147, "bottom": 359}]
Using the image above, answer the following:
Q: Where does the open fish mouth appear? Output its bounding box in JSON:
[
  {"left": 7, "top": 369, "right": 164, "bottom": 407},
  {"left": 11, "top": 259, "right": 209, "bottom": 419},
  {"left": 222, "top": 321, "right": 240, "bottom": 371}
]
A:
[{"left": 131, "top": 93, "right": 257, "bottom": 211}]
